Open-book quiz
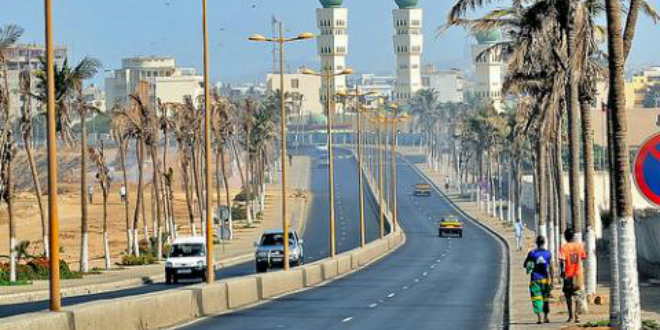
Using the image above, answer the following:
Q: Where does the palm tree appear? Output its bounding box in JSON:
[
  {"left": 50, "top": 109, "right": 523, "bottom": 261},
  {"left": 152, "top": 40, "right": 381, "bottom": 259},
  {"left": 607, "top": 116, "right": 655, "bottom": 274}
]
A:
[
  {"left": 89, "top": 142, "right": 112, "bottom": 269},
  {"left": 111, "top": 108, "right": 134, "bottom": 255},
  {"left": 35, "top": 55, "right": 101, "bottom": 272},
  {"left": 409, "top": 89, "right": 442, "bottom": 168},
  {"left": 212, "top": 98, "right": 235, "bottom": 239}
]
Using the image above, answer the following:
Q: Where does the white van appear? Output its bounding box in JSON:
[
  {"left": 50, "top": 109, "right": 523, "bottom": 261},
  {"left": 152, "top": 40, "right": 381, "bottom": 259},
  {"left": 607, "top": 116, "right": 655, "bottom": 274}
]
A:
[{"left": 165, "top": 237, "right": 208, "bottom": 284}]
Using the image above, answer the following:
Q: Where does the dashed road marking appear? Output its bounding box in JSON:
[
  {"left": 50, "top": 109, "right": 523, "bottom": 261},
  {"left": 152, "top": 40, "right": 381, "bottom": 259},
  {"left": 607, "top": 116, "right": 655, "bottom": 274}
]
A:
[
  {"left": 387, "top": 293, "right": 395, "bottom": 298},
  {"left": 342, "top": 317, "right": 354, "bottom": 323},
  {"left": 368, "top": 303, "right": 378, "bottom": 308}
]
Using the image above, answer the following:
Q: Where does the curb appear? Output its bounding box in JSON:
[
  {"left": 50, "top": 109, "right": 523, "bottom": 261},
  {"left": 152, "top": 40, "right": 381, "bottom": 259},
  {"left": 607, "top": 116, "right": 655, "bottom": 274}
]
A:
[{"left": 402, "top": 155, "right": 511, "bottom": 330}]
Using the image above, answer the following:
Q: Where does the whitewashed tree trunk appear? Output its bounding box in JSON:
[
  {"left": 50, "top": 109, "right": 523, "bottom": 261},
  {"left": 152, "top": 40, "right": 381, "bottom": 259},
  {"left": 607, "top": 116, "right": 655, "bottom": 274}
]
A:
[
  {"left": 584, "top": 226, "right": 597, "bottom": 295},
  {"left": 547, "top": 221, "right": 555, "bottom": 268},
  {"left": 127, "top": 229, "right": 133, "bottom": 255},
  {"left": 192, "top": 223, "right": 198, "bottom": 237},
  {"left": 133, "top": 228, "right": 140, "bottom": 257},
  {"left": 609, "top": 224, "right": 621, "bottom": 325},
  {"left": 156, "top": 227, "right": 163, "bottom": 261},
  {"left": 81, "top": 232, "right": 89, "bottom": 273},
  {"left": 9, "top": 237, "right": 16, "bottom": 282},
  {"left": 538, "top": 222, "right": 547, "bottom": 242},
  {"left": 103, "top": 231, "right": 111, "bottom": 270},
  {"left": 43, "top": 235, "right": 49, "bottom": 259},
  {"left": 618, "top": 218, "right": 641, "bottom": 330}
]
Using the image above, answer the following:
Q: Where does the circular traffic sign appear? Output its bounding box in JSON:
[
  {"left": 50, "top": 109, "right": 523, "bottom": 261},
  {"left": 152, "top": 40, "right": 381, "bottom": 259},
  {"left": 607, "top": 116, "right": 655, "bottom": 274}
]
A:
[{"left": 634, "top": 133, "right": 660, "bottom": 207}]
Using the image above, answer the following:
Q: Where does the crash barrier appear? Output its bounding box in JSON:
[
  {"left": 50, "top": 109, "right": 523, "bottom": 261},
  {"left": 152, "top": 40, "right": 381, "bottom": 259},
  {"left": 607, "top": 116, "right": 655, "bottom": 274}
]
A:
[{"left": 3, "top": 154, "right": 405, "bottom": 330}]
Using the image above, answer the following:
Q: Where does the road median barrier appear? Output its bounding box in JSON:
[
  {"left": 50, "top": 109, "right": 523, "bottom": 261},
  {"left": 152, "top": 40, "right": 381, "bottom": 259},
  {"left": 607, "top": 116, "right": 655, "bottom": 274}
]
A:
[
  {"left": 225, "top": 276, "right": 260, "bottom": 309},
  {"left": 0, "top": 311, "right": 70, "bottom": 330},
  {"left": 257, "top": 269, "right": 304, "bottom": 299},
  {"left": 184, "top": 282, "right": 228, "bottom": 316},
  {"left": 302, "top": 264, "right": 324, "bottom": 287},
  {"left": 321, "top": 259, "right": 339, "bottom": 280},
  {"left": 337, "top": 255, "right": 352, "bottom": 274}
]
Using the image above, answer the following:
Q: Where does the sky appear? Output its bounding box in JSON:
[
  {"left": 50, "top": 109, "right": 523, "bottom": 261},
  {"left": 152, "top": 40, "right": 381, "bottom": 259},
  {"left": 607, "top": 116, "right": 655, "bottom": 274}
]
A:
[{"left": 2, "top": 0, "right": 659, "bottom": 86}]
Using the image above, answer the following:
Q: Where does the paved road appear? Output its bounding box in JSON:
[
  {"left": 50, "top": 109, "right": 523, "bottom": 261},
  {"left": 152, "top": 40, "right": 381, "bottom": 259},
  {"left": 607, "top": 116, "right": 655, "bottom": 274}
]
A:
[
  {"left": 179, "top": 154, "right": 505, "bottom": 330},
  {"left": 0, "top": 147, "right": 381, "bottom": 318}
]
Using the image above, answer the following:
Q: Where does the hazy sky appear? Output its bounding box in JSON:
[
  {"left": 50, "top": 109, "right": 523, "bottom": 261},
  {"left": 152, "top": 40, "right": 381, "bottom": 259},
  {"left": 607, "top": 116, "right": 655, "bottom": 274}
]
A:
[{"left": 2, "top": 0, "right": 659, "bottom": 85}]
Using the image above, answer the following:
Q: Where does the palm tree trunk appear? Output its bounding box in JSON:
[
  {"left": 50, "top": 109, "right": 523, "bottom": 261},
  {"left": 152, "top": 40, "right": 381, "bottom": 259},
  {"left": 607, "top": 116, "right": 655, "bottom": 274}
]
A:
[
  {"left": 606, "top": 105, "right": 621, "bottom": 325},
  {"left": 604, "top": 0, "right": 641, "bottom": 326},
  {"left": 80, "top": 111, "right": 89, "bottom": 273},
  {"left": 118, "top": 137, "right": 132, "bottom": 255},
  {"left": 181, "top": 156, "right": 196, "bottom": 235},
  {"left": 149, "top": 144, "right": 164, "bottom": 260},
  {"left": 23, "top": 134, "right": 49, "bottom": 258},
  {"left": 133, "top": 138, "right": 145, "bottom": 256},
  {"left": 538, "top": 141, "right": 548, "bottom": 240},
  {"left": 102, "top": 188, "right": 110, "bottom": 270},
  {"left": 554, "top": 132, "right": 567, "bottom": 239},
  {"left": 581, "top": 100, "right": 598, "bottom": 296},
  {"left": 220, "top": 147, "right": 233, "bottom": 239},
  {"left": 7, "top": 157, "right": 16, "bottom": 283}
]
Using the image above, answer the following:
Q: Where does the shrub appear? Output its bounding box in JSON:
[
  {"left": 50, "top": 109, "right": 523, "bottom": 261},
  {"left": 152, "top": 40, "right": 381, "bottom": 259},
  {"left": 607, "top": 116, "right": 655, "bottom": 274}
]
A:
[{"left": 118, "top": 254, "right": 156, "bottom": 266}]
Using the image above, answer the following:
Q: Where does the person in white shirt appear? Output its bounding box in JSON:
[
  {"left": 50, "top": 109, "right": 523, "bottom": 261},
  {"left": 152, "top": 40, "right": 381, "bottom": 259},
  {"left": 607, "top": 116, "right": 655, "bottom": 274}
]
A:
[
  {"left": 514, "top": 219, "right": 525, "bottom": 250},
  {"left": 120, "top": 185, "right": 127, "bottom": 203}
]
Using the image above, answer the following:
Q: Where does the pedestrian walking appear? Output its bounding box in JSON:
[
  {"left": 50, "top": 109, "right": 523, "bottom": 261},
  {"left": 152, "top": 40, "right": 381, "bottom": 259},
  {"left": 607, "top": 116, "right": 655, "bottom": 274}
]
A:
[
  {"left": 559, "top": 228, "right": 587, "bottom": 324},
  {"left": 444, "top": 176, "right": 450, "bottom": 190},
  {"left": 87, "top": 184, "right": 94, "bottom": 204},
  {"left": 514, "top": 219, "right": 525, "bottom": 251},
  {"left": 288, "top": 153, "right": 293, "bottom": 166},
  {"left": 120, "top": 185, "right": 127, "bottom": 203},
  {"left": 524, "top": 235, "right": 554, "bottom": 324}
]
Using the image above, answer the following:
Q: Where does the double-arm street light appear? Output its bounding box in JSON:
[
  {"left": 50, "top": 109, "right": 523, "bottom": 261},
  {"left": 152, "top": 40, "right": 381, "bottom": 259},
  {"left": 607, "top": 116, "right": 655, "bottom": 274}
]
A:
[
  {"left": 301, "top": 66, "right": 352, "bottom": 257},
  {"left": 249, "top": 25, "right": 313, "bottom": 271},
  {"left": 336, "top": 89, "right": 377, "bottom": 248}
]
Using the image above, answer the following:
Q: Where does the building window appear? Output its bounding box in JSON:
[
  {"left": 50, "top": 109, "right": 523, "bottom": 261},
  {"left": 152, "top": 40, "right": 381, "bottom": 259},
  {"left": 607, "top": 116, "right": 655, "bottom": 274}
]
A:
[
  {"left": 411, "top": 20, "right": 421, "bottom": 27},
  {"left": 291, "top": 79, "right": 299, "bottom": 89},
  {"left": 422, "top": 77, "right": 430, "bottom": 87}
]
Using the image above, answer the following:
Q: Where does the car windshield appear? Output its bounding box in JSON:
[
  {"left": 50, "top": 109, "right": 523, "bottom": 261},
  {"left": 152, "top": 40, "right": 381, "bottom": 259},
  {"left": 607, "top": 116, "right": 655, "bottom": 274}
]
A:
[
  {"left": 261, "top": 233, "right": 296, "bottom": 246},
  {"left": 170, "top": 243, "right": 205, "bottom": 257}
]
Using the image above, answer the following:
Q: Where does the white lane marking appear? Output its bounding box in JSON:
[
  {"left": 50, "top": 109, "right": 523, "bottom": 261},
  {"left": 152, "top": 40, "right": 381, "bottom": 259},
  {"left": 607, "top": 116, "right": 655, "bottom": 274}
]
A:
[
  {"left": 414, "top": 278, "right": 420, "bottom": 283},
  {"left": 436, "top": 259, "right": 442, "bottom": 262},
  {"left": 387, "top": 293, "right": 395, "bottom": 298},
  {"left": 430, "top": 265, "right": 436, "bottom": 269},
  {"left": 342, "top": 317, "right": 354, "bottom": 323},
  {"left": 402, "top": 286, "right": 408, "bottom": 290},
  {"left": 369, "top": 303, "right": 378, "bottom": 308},
  {"left": 422, "top": 272, "right": 428, "bottom": 277}
]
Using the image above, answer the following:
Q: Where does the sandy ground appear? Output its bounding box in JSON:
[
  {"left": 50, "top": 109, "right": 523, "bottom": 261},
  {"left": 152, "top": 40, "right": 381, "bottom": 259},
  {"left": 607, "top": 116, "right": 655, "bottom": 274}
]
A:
[{"left": 0, "top": 147, "right": 247, "bottom": 270}]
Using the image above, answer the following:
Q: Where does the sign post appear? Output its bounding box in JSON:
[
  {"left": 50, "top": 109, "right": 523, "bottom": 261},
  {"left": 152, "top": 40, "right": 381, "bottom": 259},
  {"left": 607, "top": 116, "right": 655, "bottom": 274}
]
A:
[{"left": 633, "top": 133, "right": 660, "bottom": 207}]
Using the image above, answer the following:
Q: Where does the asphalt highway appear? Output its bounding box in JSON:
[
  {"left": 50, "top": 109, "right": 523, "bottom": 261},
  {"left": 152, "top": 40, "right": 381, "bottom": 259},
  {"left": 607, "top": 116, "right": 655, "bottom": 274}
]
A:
[
  {"left": 0, "top": 147, "right": 380, "bottom": 318},
  {"left": 179, "top": 154, "right": 506, "bottom": 330}
]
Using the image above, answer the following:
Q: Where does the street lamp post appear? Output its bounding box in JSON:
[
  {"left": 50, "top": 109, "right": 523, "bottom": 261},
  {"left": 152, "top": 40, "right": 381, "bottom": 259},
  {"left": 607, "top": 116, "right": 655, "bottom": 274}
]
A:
[
  {"left": 337, "top": 89, "right": 376, "bottom": 248},
  {"left": 44, "top": 0, "right": 61, "bottom": 311},
  {"left": 302, "top": 66, "right": 352, "bottom": 257},
  {"left": 201, "top": 0, "right": 214, "bottom": 284},
  {"left": 249, "top": 26, "right": 313, "bottom": 270}
]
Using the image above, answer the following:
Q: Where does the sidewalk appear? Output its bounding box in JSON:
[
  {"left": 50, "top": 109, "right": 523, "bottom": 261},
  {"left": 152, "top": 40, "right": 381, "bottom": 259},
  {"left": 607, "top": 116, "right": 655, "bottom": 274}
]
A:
[
  {"left": 0, "top": 155, "right": 312, "bottom": 306},
  {"left": 408, "top": 156, "right": 660, "bottom": 329}
]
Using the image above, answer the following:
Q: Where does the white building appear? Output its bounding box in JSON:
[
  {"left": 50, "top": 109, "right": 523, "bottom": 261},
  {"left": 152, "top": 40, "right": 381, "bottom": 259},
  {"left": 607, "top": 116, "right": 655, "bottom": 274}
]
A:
[
  {"left": 317, "top": 0, "right": 349, "bottom": 111},
  {"left": 421, "top": 65, "right": 464, "bottom": 103},
  {"left": 472, "top": 30, "right": 504, "bottom": 111},
  {"left": 5, "top": 44, "right": 67, "bottom": 117},
  {"left": 351, "top": 74, "right": 396, "bottom": 100},
  {"left": 83, "top": 84, "right": 106, "bottom": 113},
  {"left": 267, "top": 72, "right": 323, "bottom": 116},
  {"left": 392, "top": 0, "right": 423, "bottom": 103},
  {"left": 105, "top": 56, "right": 203, "bottom": 110}
]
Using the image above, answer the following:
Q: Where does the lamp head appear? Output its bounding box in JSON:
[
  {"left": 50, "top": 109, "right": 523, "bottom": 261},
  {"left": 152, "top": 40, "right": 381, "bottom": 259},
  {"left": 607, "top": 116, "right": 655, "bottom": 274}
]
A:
[
  {"left": 341, "top": 68, "right": 354, "bottom": 75},
  {"left": 248, "top": 34, "right": 267, "bottom": 42},
  {"left": 296, "top": 32, "right": 315, "bottom": 40},
  {"left": 300, "top": 67, "right": 317, "bottom": 75}
]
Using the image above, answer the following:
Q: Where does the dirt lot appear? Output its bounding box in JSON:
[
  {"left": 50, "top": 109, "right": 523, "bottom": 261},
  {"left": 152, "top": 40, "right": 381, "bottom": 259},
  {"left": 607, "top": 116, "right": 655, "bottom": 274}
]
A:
[{"left": 0, "top": 147, "right": 244, "bottom": 270}]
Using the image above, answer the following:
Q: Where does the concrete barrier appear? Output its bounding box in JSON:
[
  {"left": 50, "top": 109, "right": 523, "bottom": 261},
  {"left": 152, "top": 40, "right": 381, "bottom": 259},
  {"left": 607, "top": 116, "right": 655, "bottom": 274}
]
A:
[
  {"left": 321, "top": 259, "right": 338, "bottom": 280},
  {"left": 68, "top": 289, "right": 200, "bottom": 330},
  {"left": 350, "top": 251, "right": 360, "bottom": 269},
  {"left": 258, "top": 269, "right": 304, "bottom": 299},
  {"left": 225, "top": 276, "right": 260, "bottom": 309},
  {"left": 0, "top": 312, "right": 70, "bottom": 330},
  {"left": 186, "top": 282, "right": 228, "bottom": 315},
  {"left": 337, "top": 255, "right": 352, "bottom": 275},
  {"left": 302, "top": 264, "right": 324, "bottom": 287}
]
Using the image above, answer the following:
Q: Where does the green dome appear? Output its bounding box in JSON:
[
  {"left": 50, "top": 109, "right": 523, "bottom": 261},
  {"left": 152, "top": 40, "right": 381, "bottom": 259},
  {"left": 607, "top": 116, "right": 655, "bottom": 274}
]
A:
[
  {"left": 320, "top": 0, "right": 343, "bottom": 8},
  {"left": 475, "top": 30, "right": 501, "bottom": 44},
  {"left": 395, "top": 0, "right": 419, "bottom": 9}
]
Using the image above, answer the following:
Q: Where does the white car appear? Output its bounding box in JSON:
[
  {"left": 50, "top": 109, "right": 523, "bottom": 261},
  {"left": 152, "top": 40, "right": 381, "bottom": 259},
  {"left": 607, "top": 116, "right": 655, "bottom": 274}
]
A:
[{"left": 165, "top": 237, "right": 208, "bottom": 284}]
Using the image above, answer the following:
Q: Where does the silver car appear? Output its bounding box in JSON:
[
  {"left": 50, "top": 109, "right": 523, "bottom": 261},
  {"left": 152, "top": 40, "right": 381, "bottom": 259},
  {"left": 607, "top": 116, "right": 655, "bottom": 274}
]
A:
[{"left": 254, "top": 229, "right": 304, "bottom": 273}]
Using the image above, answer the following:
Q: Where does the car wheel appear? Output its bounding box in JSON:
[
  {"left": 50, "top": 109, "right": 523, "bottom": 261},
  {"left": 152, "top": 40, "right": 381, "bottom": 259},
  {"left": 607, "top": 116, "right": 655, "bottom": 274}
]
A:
[
  {"left": 172, "top": 275, "right": 179, "bottom": 284},
  {"left": 166, "top": 274, "right": 172, "bottom": 284},
  {"left": 256, "top": 263, "right": 268, "bottom": 273},
  {"left": 201, "top": 273, "right": 207, "bottom": 283}
]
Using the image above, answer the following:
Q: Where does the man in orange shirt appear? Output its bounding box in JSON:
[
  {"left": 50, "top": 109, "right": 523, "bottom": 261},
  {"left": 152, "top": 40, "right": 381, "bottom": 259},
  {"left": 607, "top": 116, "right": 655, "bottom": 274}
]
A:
[{"left": 559, "top": 228, "right": 587, "bottom": 323}]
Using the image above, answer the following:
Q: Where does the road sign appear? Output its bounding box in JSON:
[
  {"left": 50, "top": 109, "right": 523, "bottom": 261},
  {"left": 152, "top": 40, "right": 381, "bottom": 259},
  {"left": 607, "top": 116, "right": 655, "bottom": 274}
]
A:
[{"left": 634, "top": 133, "right": 660, "bottom": 207}]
